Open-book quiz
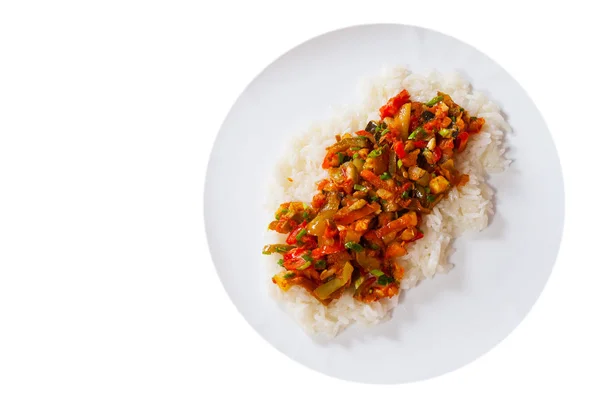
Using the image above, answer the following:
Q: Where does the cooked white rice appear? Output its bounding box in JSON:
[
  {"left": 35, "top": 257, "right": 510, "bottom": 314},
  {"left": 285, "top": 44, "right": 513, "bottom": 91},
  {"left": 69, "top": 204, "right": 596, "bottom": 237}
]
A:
[{"left": 264, "top": 66, "right": 510, "bottom": 338}]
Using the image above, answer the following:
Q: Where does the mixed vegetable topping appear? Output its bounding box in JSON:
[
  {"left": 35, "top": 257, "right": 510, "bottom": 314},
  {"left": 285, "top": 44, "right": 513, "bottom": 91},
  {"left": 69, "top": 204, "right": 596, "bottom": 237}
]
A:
[{"left": 264, "top": 90, "right": 485, "bottom": 305}]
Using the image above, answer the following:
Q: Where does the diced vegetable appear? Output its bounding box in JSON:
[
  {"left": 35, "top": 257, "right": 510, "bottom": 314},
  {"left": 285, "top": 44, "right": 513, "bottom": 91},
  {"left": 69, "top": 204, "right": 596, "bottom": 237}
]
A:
[
  {"left": 427, "top": 137, "right": 436, "bottom": 150},
  {"left": 456, "top": 131, "right": 469, "bottom": 152},
  {"left": 368, "top": 148, "right": 382, "bottom": 158},
  {"left": 425, "top": 95, "right": 443, "bottom": 107},
  {"left": 385, "top": 241, "right": 407, "bottom": 258},
  {"left": 375, "top": 211, "right": 418, "bottom": 238},
  {"left": 408, "top": 166, "right": 427, "bottom": 181},
  {"left": 344, "top": 241, "right": 364, "bottom": 252},
  {"left": 422, "top": 148, "right": 434, "bottom": 164},
  {"left": 306, "top": 209, "right": 336, "bottom": 236},
  {"left": 262, "top": 244, "right": 295, "bottom": 254},
  {"left": 429, "top": 175, "right": 450, "bottom": 194},
  {"left": 408, "top": 127, "right": 423, "bottom": 140},
  {"left": 295, "top": 228, "right": 307, "bottom": 243},
  {"left": 393, "top": 141, "right": 406, "bottom": 159},
  {"left": 379, "top": 90, "right": 410, "bottom": 120},
  {"left": 402, "top": 149, "right": 420, "bottom": 167},
  {"left": 354, "top": 276, "right": 365, "bottom": 290},
  {"left": 266, "top": 88, "right": 487, "bottom": 305},
  {"left": 314, "top": 262, "right": 354, "bottom": 300},
  {"left": 416, "top": 172, "right": 430, "bottom": 187},
  {"left": 327, "top": 137, "right": 370, "bottom": 153},
  {"left": 421, "top": 110, "right": 435, "bottom": 122},
  {"left": 365, "top": 121, "right": 378, "bottom": 134},
  {"left": 396, "top": 102, "right": 411, "bottom": 139},
  {"left": 438, "top": 128, "right": 452, "bottom": 138}
]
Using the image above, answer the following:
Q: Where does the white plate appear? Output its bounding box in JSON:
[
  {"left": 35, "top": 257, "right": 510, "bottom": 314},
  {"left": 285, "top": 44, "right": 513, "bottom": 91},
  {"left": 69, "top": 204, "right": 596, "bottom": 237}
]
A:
[{"left": 204, "top": 24, "right": 563, "bottom": 383}]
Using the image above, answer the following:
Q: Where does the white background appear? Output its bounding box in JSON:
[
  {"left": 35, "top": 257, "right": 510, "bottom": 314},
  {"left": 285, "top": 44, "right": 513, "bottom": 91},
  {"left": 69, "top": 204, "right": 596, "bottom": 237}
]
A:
[{"left": 0, "top": 1, "right": 597, "bottom": 407}]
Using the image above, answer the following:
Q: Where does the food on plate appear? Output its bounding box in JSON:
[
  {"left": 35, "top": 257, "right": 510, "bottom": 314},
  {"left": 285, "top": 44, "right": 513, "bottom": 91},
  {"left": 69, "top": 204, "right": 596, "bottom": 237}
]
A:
[
  {"left": 264, "top": 67, "right": 509, "bottom": 337},
  {"left": 264, "top": 90, "right": 485, "bottom": 305}
]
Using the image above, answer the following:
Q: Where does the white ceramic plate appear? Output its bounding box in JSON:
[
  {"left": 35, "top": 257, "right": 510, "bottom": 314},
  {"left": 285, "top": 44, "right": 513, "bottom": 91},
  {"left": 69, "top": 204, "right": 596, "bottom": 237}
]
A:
[{"left": 204, "top": 24, "right": 563, "bottom": 384}]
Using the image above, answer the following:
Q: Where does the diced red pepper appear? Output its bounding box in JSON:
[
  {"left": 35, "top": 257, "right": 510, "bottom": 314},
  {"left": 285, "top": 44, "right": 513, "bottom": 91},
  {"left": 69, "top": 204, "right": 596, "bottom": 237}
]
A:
[
  {"left": 311, "top": 243, "right": 344, "bottom": 259},
  {"left": 322, "top": 150, "right": 339, "bottom": 169},
  {"left": 413, "top": 140, "right": 427, "bottom": 148},
  {"left": 438, "top": 138, "right": 454, "bottom": 151},
  {"left": 432, "top": 146, "right": 442, "bottom": 163},
  {"left": 286, "top": 221, "right": 308, "bottom": 245},
  {"left": 393, "top": 141, "right": 406, "bottom": 159},
  {"left": 283, "top": 247, "right": 309, "bottom": 261},
  {"left": 399, "top": 181, "right": 413, "bottom": 192},
  {"left": 379, "top": 90, "right": 410, "bottom": 120},
  {"left": 355, "top": 130, "right": 372, "bottom": 137},
  {"left": 456, "top": 132, "right": 469, "bottom": 153}
]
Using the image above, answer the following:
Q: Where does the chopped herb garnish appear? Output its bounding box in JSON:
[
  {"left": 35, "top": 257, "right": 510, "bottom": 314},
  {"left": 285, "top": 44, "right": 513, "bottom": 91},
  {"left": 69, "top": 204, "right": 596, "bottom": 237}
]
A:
[
  {"left": 427, "top": 194, "right": 436, "bottom": 202},
  {"left": 263, "top": 244, "right": 295, "bottom": 255},
  {"left": 401, "top": 191, "right": 409, "bottom": 199},
  {"left": 367, "top": 148, "right": 383, "bottom": 158},
  {"left": 438, "top": 128, "right": 452, "bottom": 137},
  {"left": 380, "top": 172, "right": 392, "bottom": 180},
  {"left": 301, "top": 253, "right": 313, "bottom": 262},
  {"left": 369, "top": 243, "right": 381, "bottom": 250},
  {"left": 377, "top": 275, "right": 395, "bottom": 286},
  {"left": 283, "top": 272, "right": 296, "bottom": 279},
  {"left": 425, "top": 95, "right": 444, "bottom": 107},
  {"left": 380, "top": 128, "right": 390, "bottom": 137},
  {"left": 408, "top": 127, "right": 422, "bottom": 140},
  {"left": 302, "top": 211, "right": 310, "bottom": 220},
  {"left": 352, "top": 153, "right": 360, "bottom": 159},
  {"left": 344, "top": 241, "right": 364, "bottom": 252},
  {"left": 354, "top": 184, "right": 367, "bottom": 192},
  {"left": 297, "top": 261, "right": 312, "bottom": 270},
  {"left": 315, "top": 259, "right": 327, "bottom": 269},
  {"left": 295, "top": 229, "right": 307, "bottom": 243},
  {"left": 424, "top": 186, "right": 431, "bottom": 194},
  {"left": 277, "top": 259, "right": 284, "bottom": 266},
  {"left": 368, "top": 195, "right": 380, "bottom": 202},
  {"left": 336, "top": 152, "right": 346, "bottom": 163},
  {"left": 370, "top": 269, "right": 384, "bottom": 277}
]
